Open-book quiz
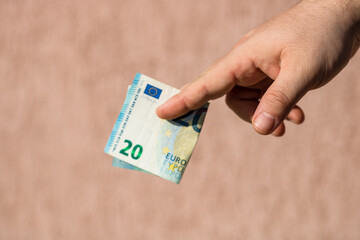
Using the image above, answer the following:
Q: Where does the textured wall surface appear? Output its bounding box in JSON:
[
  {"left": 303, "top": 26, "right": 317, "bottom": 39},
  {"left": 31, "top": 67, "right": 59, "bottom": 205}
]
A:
[{"left": 1, "top": 0, "right": 360, "bottom": 239}]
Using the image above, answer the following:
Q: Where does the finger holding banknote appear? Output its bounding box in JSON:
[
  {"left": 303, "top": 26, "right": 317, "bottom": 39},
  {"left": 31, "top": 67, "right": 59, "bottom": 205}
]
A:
[
  {"left": 157, "top": 0, "right": 360, "bottom": 136},
  {"left": 156, "top": 40, "right": 306, "bottom": 137}
]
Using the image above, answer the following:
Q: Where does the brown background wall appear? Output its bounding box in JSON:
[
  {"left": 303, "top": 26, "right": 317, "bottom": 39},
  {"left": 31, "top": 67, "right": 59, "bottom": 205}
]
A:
[{"left": 1, "top": 0, "right": 360, "bottom": 239}]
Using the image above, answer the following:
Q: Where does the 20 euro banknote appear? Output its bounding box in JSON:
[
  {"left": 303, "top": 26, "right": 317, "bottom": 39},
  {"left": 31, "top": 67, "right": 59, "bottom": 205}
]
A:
[{"left": 104, "top": 73, "right": 209, "bottom": 183}]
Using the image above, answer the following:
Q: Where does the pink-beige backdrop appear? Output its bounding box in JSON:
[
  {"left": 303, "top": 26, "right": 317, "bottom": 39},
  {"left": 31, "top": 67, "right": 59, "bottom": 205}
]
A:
[{"left": 1, "top": 0, "right": 360, "bottom": 239}]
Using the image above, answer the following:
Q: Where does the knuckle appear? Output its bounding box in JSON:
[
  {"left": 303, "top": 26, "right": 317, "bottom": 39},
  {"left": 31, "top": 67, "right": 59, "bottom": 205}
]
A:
[
  {"left": 264, "top": 87, "right": 291, "bottom": 111},
  {"left": 181, "top": 86, "right": 208, "bottom": 111},
  {"left": 199, "top": 83, "right": 210, "bottom": 100},
  {"left": 179, "top": 94, "right": 193, "bottom": 112}
]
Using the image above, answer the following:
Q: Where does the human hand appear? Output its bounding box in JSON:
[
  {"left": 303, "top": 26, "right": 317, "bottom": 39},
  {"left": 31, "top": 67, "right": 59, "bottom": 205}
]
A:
[{"left": 156, "top": 0, "right": 360, "bottom": 136}]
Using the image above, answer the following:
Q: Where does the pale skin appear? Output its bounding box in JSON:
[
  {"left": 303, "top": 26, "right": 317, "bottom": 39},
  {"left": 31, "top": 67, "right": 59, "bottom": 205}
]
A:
[{"left": 156, "top": 0, "right": 360, "bottom": 136}]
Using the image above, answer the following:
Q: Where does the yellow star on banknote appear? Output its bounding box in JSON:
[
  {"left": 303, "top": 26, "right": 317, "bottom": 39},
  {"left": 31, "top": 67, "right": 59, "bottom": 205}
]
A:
[
  {"left": 162, "top": 146, "right": 171, "bottom": 154},
  {"left": 165, "top": 130, "right": 173, "bottom": 137},
  {"left": 168, "top": 162, "right": 178, "bottom": 172}
]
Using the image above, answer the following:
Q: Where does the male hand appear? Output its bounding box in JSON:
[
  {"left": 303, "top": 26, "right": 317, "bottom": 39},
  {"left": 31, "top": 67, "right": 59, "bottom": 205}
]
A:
[{"left": 157, "top": 0, "right": 360, "bottom": 136}]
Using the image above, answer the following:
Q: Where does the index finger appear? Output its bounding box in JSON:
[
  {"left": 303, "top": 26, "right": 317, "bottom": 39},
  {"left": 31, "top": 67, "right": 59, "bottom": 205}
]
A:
[{"left": 156, "top": 53, "right": 249, "bottom": 119}]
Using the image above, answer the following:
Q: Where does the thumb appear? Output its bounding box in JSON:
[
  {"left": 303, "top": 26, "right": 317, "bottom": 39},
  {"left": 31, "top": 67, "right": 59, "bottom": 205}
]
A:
[{"left": 252, "top": 68, "right": 309, "bottom": 135}]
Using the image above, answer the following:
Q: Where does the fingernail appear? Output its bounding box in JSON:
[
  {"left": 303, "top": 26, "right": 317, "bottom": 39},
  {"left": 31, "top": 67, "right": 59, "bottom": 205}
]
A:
[{"left": 254, "top": 112, "right": 276, "bottom": 133}]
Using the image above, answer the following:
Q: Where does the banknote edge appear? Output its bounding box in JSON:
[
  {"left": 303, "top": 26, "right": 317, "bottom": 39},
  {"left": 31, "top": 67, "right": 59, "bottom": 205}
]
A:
[{"left": 104, "top": 73, "right": 142, "bottom": 154}]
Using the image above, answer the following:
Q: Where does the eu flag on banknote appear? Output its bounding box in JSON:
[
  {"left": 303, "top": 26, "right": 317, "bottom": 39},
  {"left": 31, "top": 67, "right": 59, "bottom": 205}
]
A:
[{"left": 144, "top": 84, "right": 162, "bottom": 99}]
